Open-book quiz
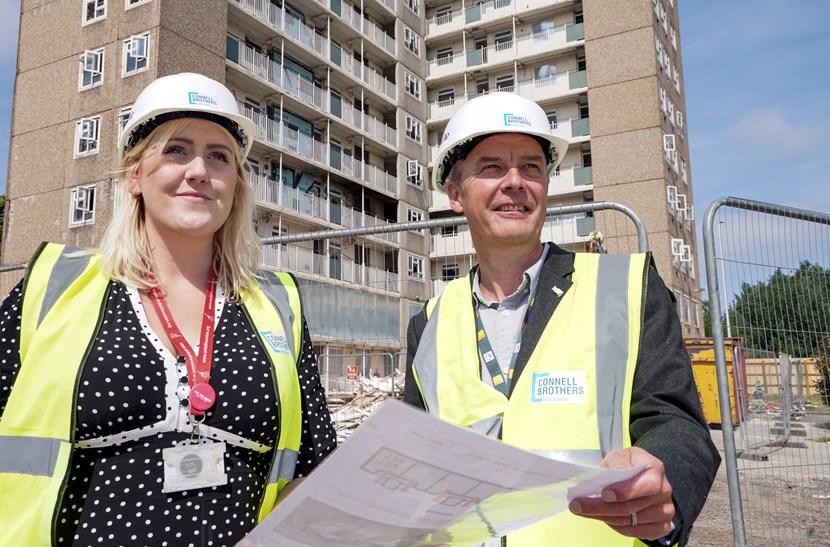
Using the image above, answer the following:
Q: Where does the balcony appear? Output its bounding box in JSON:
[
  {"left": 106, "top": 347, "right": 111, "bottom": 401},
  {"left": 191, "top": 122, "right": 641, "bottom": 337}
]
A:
[
  {"left": 463, "top": 0, "right": 514, "bottom": 26},
  {"left": 261, "top": 244, "right": 400, "bottom": 293},
  {"left": 229, "top": 0, "right": 327, "bottom": 61},
  {"left": 426, "top": 7, "right": 465, "bottom": 38},
  {"left": 426, "top": 53, "right": 466, "bottom": 81},
  {"left": 248, "top": 173, "right": 400, "bottom": 243},
  {"left": 338, "top": 51, "right": 397, "bottom": 102},
  {"left": 230, "top": 44, "right": 396, "bottom": 150},
  {"left": 516, "top": 70, "right": 584, "bottom": 102},
  {"left": 330, "top": 0, "right": 396, "bottom": 57}
]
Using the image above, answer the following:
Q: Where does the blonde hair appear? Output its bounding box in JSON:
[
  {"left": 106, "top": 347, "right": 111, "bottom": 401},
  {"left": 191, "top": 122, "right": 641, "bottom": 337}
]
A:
[{"left": 98, "top": 118, "right": 260, "bottom": 297}]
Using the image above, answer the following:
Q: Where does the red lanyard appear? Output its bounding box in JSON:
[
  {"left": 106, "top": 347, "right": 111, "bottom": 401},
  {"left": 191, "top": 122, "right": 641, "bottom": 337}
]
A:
[{"left": 147, "top": 271, "right": 218, "bottom": 416}]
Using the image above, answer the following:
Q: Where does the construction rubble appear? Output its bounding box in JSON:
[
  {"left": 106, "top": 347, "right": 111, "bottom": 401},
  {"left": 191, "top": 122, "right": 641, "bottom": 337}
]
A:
[{"left": 327, "top": 370, "right": 405, "bottom": 443}]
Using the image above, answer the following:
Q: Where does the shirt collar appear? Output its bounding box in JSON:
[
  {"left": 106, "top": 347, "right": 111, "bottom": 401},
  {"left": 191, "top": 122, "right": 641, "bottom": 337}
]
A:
[{"left": 472, "top": 243, "right": 548, "bottom": 308}]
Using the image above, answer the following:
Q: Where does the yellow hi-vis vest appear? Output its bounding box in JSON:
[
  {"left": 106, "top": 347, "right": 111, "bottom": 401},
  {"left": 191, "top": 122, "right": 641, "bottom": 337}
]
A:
[
  {"left": 0, "top": 243, "right": 304, "bottom": 546},
  {"left": 412, "top": 253, "right": 652, "bottom": 546}
]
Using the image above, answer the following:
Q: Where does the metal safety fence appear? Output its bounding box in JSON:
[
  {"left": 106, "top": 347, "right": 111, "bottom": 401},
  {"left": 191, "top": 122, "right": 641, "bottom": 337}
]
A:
[
  {"left": 0, "top": 201, "right": 648, "bottom": 439},
  {"left": 703, "top": 197, "right": 830, "bottom": 546}
]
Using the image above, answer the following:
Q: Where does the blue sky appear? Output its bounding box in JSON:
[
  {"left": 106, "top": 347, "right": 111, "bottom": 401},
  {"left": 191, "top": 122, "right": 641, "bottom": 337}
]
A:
[{"left": 1, "top": 1, "right": 829, "bottom": 215}]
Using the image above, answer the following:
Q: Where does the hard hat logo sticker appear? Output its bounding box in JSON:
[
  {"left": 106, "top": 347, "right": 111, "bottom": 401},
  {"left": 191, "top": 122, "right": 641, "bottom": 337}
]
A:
[
  {"left": 503, "top": 113, "right": 531, "bottom": 127},
  {"left": 188, "top": 92, "right": 218, "bottom": 107}
]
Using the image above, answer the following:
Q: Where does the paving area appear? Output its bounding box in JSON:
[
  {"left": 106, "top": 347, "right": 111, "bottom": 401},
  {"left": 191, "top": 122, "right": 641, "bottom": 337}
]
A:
[{"left": 688, "top": 406, "right": 830, "bottom": 546}]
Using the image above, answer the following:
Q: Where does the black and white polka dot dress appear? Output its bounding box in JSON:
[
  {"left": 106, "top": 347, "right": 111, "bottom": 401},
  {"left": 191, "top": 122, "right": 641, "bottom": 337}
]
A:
[{"left": 0, "top": 280, "right": 336, "bottom": 546}]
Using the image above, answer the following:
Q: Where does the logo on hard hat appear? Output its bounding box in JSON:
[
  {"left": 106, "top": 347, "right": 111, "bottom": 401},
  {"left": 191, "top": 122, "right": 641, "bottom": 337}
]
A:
[
  {"left": 503, "top": 113, "right": 531, "bottom": 127},
  {"left": 188, "top": 92, "right": 218, "bottom": 107}
]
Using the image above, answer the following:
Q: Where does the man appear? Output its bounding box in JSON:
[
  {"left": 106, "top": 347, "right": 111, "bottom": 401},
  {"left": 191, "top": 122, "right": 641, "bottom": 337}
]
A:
[{"left": 403, "top": 93, "right": 719, "bottom": 546}]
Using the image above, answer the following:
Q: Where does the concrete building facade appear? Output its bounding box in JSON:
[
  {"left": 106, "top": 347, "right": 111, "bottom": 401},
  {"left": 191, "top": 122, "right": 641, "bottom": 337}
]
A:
[{"left": 2, "top": 0, "right": 703, "bottom": 354}]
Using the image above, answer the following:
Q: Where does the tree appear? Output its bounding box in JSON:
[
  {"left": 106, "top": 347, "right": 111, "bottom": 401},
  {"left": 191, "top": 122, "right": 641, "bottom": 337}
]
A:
[
  {"left": 728, "top": 261, "right": 830, "bottom": 357},
  {"left": 702, "top": 299, "right": 712, "bottom": 337}
]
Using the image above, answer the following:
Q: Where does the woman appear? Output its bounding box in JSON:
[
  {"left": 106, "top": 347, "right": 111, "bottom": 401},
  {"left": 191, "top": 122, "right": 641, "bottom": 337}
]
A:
[{"left": 0, "top": 73, "right": 336, "bottom": 545}]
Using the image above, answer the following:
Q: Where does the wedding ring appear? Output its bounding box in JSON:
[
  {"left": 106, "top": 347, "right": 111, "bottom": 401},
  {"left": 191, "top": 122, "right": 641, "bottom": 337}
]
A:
[{"left": 630, "top": 511, "right": 638, "bottom": 526}]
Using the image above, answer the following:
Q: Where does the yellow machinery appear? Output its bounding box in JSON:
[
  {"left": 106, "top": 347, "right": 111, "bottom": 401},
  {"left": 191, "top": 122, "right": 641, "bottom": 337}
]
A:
[{"left": 684, "top": 338, "right": 748, "bottom": 429}]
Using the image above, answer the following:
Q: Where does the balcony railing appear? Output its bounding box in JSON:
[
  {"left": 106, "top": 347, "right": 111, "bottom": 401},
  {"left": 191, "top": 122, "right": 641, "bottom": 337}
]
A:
[
  {"left": 229, "top": 0, "right": 396, "bottom": 102},
  {"left": 230, "top": 46, "right": 397, "bottom": 151},
  {"left": 261, "top": 243, "right": 400, "bottom": 292},
  {"left": 247, "top": 173, "right": 400, "bottom": 243}
]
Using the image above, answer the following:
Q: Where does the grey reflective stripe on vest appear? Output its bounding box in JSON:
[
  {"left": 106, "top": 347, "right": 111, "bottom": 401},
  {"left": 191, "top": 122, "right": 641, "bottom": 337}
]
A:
[
  {"left": 39, "top": 246, "right": 91, "bottom": 328},
  {"left": 411, "top": 297, "right": 443, "bottom": 415},
  {"left": 0, "top": 436, "right": 64, "bottom": 476},
  {"left": 256, "top": 270, "right": 296, "bottom": 359},
  {"left": 595, "top": 254, "right": 632, "bottom": 456},
  {"left": 469, "top": 415, "right": 502, "bottom": 437},
  {"left": 268, "top": 447, "right": 299, "bottom": 484}
]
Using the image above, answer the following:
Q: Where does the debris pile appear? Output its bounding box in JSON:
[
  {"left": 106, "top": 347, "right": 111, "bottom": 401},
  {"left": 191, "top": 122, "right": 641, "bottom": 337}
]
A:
[{"left": 328, "top": 371, "right": 404, "bottom": 442}]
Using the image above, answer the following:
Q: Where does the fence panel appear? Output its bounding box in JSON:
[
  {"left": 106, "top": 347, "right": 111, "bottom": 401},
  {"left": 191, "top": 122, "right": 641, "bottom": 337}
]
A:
[{"left": 703, "top": 197, "right": 830, "bottom": 547}]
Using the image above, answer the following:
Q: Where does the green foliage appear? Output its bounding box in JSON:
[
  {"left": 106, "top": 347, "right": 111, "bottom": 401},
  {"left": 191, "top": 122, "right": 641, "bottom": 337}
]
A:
[
  {"left": 728, "top": 261, "right": 830, "bottom": 357},
  {"left": 702, "top": 299, "right": 712, "bottom": 337}
]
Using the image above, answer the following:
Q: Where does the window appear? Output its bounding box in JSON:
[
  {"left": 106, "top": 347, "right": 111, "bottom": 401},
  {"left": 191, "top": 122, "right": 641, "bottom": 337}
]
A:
[
  {"left": 406, "top": 160, "right": 423, "bottom": 188},
  {"left": 79, "top": 49, "right": 104, "bottom": 90},
  {"left": 126, "top": 0, "right": 151, "bottom": 8},
  {"left": 117, "top": 106, "right": 132, "bottom": 142},
  {"left": 405, "top": 0, "right": 418, "bottom": 14},
  {"left": 547, "top": 110, "right": 558, "bottom": 129},
  {"left": 436, "top": 6, "right": 452, "bottom": 25},
  {"left": 83, "top": 0, "right": 106, "bottom": 24},
  {"left": 535, "top": 64, "right": 557, "bottom": 86},
  {"left": 692, "top": 300, "right": 700, "bottom": 328},
  {"left": 440, "top": 224, "right": 458, "bottom": 237},
  {"left": 437, "top": 89, "right": 455, "bottom": 106},
  {"left": 681, "top": 294, "right": 690, "bottom": 324},
  {"left": 673, "top": 65, "right": 680, "bottom": 92},
  {"left": 581, "top": 147, "right": 592, "bottom": 168},
  {"left": 408, "top": 255, "right": 424, "bottom": 280},
  {"left": 676, "top": 110, "right": 684, "bottom": 136},
  {"left": 576, "top": 54, "right": 586, "bottom": 71},
  {"left": 123, "top": 33, "right": 150, "bottom": 75},
  {"left": 680, "top": 156, "right": 688, "bottom": 184},
  {"left": 441, "top": 264, "right": 460, "bottom": 281},
  {"left": 75, "top": 116, "right": 100, "bottom": 157},
  {"left": 405, "top": 115, "right": 422, "bottom": 143},
  {"left": 670, "top": 24, "right": 677, "bottom": 49},
  {"left": 494, "top": 31, "right": 513, "bottom": 51},
  {"left": 655, "top": 35, "right": 663, "bottom": 65},
  {"left": 404, "top": 27, "right": 420, "bottom": 56},
  {"left": 495, "top": 74, "right": 514, "bottom": 92},
  {"left": 407, "top": 208, "right": 423, "bottom": 223},
  {"left": 354, "top": 244, "right": 368, "bottom": 266},
  {"left": 658, "top": 83, "right": 666, "bottom": 112},
  {"left": 404, "top": 71, "right": 421, "bottom": 99},
  {"left": 70, "top": 185, "right": 96, "bottom": 226},
  {"left": 436, "top": 47, "right": 453, "bottom": 65},
  {"left": 574, "top": 10, "right": 584, "bottom": 24}
]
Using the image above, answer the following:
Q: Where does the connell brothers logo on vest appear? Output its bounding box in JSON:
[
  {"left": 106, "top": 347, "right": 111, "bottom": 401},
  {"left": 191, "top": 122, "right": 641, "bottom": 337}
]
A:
[
  {"left": 260, "top": 330, "right": 291, "bottom": 355},
  {"left": 530, "top": 371, "right": 587, "bottom": 403}
]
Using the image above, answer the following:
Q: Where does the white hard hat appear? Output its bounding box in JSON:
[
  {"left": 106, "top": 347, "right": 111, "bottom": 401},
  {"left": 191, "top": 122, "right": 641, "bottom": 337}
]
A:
[
  {"left": 432, "top": 92, "right": 569, "bottom": 192},
  {"left": 118, "top": 72, "right": 255, "bottom": 162}
]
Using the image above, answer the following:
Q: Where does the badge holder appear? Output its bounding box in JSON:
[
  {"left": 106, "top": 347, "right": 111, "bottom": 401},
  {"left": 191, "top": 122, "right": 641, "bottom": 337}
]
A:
[{"left": 162, "top": 418, "right": 228, "bottom": 493}]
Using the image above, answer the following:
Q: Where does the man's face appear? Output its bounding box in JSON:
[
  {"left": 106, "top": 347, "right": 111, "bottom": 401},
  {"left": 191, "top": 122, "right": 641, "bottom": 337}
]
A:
[{"left": 446, "top": 133, "right": 549, "bottom": 252}]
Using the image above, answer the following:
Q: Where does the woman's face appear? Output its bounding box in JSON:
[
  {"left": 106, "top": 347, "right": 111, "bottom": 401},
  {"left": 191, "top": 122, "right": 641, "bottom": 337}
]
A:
[{"left": 130, "top": 118, "right": 239, "bottom": 246}]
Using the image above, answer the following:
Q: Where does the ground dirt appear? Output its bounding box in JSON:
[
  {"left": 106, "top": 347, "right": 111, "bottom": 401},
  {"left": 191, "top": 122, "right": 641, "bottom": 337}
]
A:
[{"left": 687, "top": 406, "right": 830, "bottom": 546}]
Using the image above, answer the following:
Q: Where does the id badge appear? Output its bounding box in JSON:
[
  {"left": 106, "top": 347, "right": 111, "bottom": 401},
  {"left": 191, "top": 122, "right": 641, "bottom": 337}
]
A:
[{"left": 162, "top": 440, "right": 228, "bottom": 493}]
